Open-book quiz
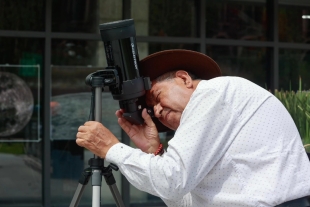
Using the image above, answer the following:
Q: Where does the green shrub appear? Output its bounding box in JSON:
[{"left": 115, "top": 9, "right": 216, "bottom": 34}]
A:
[{"left": 274, "top": 78, "right": 310, "bottom": 152}]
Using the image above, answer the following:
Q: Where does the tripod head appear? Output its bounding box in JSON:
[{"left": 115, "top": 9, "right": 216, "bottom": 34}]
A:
[{"left": 85, "top": 19, "right": 151, "bottom": 125}]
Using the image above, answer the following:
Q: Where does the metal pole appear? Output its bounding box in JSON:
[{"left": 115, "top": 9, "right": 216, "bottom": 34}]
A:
[{"left": 92, "top": 86, "right": 103, "bottom": 207}]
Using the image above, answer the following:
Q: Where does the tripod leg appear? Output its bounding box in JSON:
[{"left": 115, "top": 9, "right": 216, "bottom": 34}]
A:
[
  {"left": 70, "top": 184, "right": 87, "bottom": 207},
  {"left": 70, "top": 168, "right": 92, "bottom": 207},
  {"left": 104, "top": 169, "right": 125, "bottom": 207},
  {"left": 109, "top": 184, "right": 125, "bottom": 207}
]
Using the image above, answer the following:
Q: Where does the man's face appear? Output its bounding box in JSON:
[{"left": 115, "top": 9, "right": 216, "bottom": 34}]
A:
[{"left": 146, "top": 73, "right": 194, "bottom": 130}]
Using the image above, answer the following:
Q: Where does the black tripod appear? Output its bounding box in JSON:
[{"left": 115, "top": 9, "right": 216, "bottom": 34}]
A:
[{"left": 70, "top": 75, "right": 125, "bottom": 207}]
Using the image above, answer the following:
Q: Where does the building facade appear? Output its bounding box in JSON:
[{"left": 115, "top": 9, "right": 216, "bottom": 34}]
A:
[{"left": 0, "top": 0, "right": 310, "bottom": 206}]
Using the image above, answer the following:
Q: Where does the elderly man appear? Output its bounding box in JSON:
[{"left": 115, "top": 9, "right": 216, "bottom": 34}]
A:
[{"left": 76, "top": 49, "right": 310, "bottom": 207}]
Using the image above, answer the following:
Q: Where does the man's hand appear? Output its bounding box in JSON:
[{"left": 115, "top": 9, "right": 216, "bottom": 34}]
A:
[
  {"left": 76, "top": 121, "right": 120, "bottom": 158},
  {"left": 116, "top": 108, "right": 160, "bottom": 154}
]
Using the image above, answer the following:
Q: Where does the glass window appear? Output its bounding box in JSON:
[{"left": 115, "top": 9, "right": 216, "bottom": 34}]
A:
[
  {"left": 0, "top": 37, "right": 44, "bottom": 66},
  {"left": 206, "top": 45, "right": 267, "bottom": 88},
  {"left": 0, "top": 143, "right": 42, "bottom": 206},
  {"left": 137, "top": 42, "right": 199, "bottom": 60},
  {"left": 0, "top": 0, "right": 44, "bottom": 31},
  {"left": 279, "top": 49, "right": 310, "bottom": 91},
  {"left": 52, "top": 0, "right": 123, "bottom": 33},
  {"left": 0, "top": 37, "right": 43, "bottom": 142},
  {"left": 205, "top": 0, "right": 267, "bottom": 41},
  {"left": 0, "top": 37, "right": 43, "bottom": 205},
  {"left": 52, "top": 39, "right": 106, "bottom": 67},
  {"left": 132, "top": 0, "right": 199, "bottom": 37},
  {"left": 279, "top": 2, "right": 310, "bottom": 43}
]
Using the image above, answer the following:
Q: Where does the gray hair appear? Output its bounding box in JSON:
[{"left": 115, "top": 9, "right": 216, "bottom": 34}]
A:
[{"left": 155, "top": 70, "right": 199, "bottom": 83}]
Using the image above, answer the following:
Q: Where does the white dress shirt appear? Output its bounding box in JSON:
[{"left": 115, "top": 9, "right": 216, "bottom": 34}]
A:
[{"left": 106, "top": 76, "right": 310, "bottom": 207}]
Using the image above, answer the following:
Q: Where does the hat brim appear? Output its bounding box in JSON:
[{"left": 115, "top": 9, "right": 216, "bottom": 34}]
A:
[{"left": 139, "top": 49, "right": 221, "bottom": 132}]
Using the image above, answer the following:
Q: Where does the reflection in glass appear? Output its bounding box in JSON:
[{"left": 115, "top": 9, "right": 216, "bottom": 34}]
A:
[
  {"left": 205, "top": 0, "right": 266, "bottom": 41},
  {"left": 149, "top": 43, "right": 198, "bottom": 55},
  {"left": 0, "top": 37, "right": 44, "bottom": 66},
  {"left": 279, "top": 4, "right": 310, "bottom": 43},
  {"left": 0, "top": 143, "right": 42, "bottom": 205},
  {"left": 132, "top": 0, "right": 198, "bottom": 37},
  {"left": 52, "top": 0, "right": 123, "bottom": 33},
  {"left": 137, "top": 42, "right": 199, "bottom": 60},
  {"left": 0, "top": 0, "right": 44, "bottom": 31},
  {"left": 0, "top": 37, "right": 43, "bottom": 206},
  {"left": 206, "top": 45, "right": 267, "bottom": 88},
  {"left": 279, "top": 49, "right": 310, "bottom": 91},
  {"left": 52, "top": 39, "right": 106, "bottom": 67},
  {"left": 0, "top": 71, "right": 34, "bottom": 138},
  {"left": 0, "top": 38, "right": 42, "bottom": 141}
]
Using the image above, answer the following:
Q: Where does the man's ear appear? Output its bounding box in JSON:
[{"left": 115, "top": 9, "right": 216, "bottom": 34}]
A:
[{"left": 175, "top": 70, "right": 193, "bottom": 87}]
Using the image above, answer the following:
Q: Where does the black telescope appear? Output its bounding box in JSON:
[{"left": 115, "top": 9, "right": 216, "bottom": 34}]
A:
[
  {"left": 71, "top": 20, "right": 148, "bottom": 207},
  {"left": 86, "top": 19, "right": 151, "bottom": 125}
]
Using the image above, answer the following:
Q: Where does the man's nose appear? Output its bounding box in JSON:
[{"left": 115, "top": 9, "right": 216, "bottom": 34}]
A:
[{"left": 154, "top": 103, "right": 163, "bottom": 118}]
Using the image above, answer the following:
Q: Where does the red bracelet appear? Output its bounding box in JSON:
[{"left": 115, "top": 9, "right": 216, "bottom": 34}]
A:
[{"left": 154, "top": 143, "right": 164, "bottom": 156}]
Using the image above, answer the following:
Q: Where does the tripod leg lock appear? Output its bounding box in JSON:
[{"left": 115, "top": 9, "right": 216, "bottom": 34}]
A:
[
  {"left": 79, "top": 168, "right": 92, "bottom": 185},
  {"left": 103, "top": 169, "right": 116, "bottom": 186}
]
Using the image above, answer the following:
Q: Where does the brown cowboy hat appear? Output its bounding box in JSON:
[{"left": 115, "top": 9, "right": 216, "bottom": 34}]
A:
[{"left": 139, "top": 49, "right": 221, "bottom": 132}]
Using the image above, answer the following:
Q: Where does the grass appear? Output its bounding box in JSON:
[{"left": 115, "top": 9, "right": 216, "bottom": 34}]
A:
[{"left": 274, "top": 77, "right": 310, "bottom": 152}]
